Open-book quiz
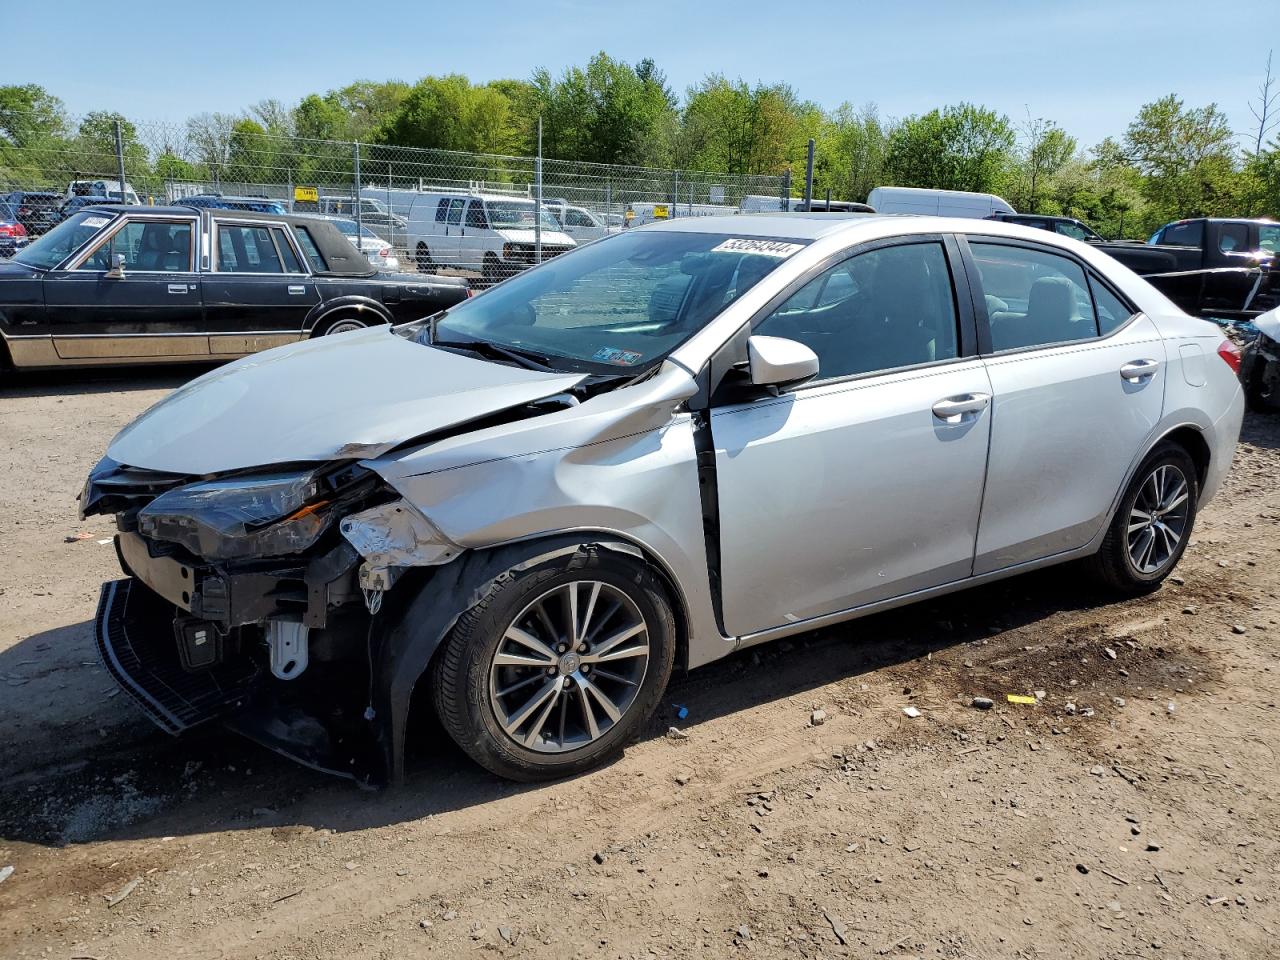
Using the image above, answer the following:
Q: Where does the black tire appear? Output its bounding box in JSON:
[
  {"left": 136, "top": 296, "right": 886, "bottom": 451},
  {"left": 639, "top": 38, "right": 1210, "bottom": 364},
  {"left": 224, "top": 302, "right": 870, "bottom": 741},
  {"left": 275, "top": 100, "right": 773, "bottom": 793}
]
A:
[
  {"left": 312, "top": 313, "right": 371, "bottom": 337},
  {"left": 482, "top": 254, "right": 501, "bottom": 288},
  {"left": 1086, "top": 441, "right": 1198, "bottom": 594},
  {"left": 431, "top": 548, "right": 676, "bottom": 782},
  {"left": 415, "top": 243, "right": 433, "bottom": 273}
]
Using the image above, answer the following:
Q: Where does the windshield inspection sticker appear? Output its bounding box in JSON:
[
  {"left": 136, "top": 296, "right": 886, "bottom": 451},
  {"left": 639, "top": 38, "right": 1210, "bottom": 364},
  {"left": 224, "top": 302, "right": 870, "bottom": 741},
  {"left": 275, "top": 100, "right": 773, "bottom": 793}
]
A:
[
  {"left": 592, "top": 346, "right": 644, "bottom": 366},
  {"left": 711, "top": 238, "right": 804, "bottom": 258},
  {"left": 81, "top": 216, "right": 111, "bottom": 229}
]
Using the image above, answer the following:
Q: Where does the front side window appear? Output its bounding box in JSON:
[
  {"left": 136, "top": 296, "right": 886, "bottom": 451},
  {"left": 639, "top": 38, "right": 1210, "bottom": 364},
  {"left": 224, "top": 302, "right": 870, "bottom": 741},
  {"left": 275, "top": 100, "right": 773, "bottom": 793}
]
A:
[
  {"left": 80, "top": 219, "right": 192, "bottom": 272},
  {"left": 1056, "top": 221, "right": 1092, "bottom": 241},
  {"left": 1260, "top": 224, "right": 1280, "bottom": 255},
  {"left": 430, "top": 230, "right": 804, "bottom": 372},
  {"left": 447, "top": 199, "right": 464, "bottom": 225},
  {"left": 970, "top": 242, "right": 1099, "bottom": 351},
  {"left": 216, "top": 224, "right": 285, "bottom": 273},
  {"left": 435, "top": 199, "right": 449, "bottom": 223},
  {"left": 486, "top": 201, "right": 562, "bottom": 231},
  {"left": 755, "top": 242, "right": 959, "bottom": 380}
]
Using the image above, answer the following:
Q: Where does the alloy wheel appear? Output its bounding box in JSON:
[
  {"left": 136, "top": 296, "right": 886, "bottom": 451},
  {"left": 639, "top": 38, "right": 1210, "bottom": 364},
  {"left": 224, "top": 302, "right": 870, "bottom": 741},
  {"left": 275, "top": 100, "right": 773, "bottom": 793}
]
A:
[
  {"left": 1126, "top": 463, "right": 1190, "bottom": 574},
  {"left": 488, "top": 581, "right": 650, "bottom": 754},
  {"left": 324, "top": 318, "right": 367, "bottom": 336}
]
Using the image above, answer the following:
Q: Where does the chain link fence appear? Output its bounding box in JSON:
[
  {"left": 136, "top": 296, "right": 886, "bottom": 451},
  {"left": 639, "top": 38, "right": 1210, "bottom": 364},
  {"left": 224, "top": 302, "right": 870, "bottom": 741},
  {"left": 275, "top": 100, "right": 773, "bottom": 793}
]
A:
[{"left": 1, "top": 114, "right": 789, "bottom": 277}]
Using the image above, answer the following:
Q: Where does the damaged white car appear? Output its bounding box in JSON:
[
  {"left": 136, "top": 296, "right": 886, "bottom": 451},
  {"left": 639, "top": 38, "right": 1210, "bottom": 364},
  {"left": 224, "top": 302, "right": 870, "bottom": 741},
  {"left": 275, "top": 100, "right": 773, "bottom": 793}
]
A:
[{"left": 84, "top": 214, "right": 1244, "bottom": 783}]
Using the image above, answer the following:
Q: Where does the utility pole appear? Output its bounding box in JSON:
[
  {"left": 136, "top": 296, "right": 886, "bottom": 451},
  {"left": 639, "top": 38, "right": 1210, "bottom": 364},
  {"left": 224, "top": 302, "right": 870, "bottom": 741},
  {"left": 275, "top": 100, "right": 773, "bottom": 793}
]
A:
[
  {"left": 803, "top": 138, "right": 815, "bottom": 211},
  {"left": 534, "top": 116, "right": 543, "bottom": 264}
]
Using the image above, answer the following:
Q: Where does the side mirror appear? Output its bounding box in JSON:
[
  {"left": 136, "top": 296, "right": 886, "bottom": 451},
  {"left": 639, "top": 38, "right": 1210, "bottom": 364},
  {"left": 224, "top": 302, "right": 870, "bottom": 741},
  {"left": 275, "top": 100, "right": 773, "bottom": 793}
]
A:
[
  {"left": 747, "top": 335, "right": 819, "bottom": 390},
  {"left": 105, "top": 254, "right": 126, "bottom": 279}
]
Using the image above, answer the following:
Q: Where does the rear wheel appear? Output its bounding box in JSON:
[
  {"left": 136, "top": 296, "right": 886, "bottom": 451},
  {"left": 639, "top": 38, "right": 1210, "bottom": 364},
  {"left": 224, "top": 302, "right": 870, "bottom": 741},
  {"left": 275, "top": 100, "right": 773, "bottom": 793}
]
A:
[
  {"left": 313, "top": 314, "right": 370, "bottom": 337},
  {"left": 432, "top": 549, "right": 676, "bottom": 781},
  {"left": 415, "top": 243, "right": 434, "bottom": 273},
  {"left": 1086, "top": 442, "right": 1198, "bottom": 593}
]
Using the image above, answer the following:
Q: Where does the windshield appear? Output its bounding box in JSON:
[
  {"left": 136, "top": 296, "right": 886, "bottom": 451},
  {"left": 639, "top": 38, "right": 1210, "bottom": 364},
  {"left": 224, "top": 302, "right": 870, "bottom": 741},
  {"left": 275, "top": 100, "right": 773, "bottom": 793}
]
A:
[
  {"left": 12, "top": 210, "right": 116, "bottom": 270},
  {"left": 334, "top": 220, "right": 378, "bottom": 240},
  {"left": 428, "top": 230, "right": 807, "bottom": 372},
  {"left": 487, "top": 201, "right": 562, "bottom": 232}
]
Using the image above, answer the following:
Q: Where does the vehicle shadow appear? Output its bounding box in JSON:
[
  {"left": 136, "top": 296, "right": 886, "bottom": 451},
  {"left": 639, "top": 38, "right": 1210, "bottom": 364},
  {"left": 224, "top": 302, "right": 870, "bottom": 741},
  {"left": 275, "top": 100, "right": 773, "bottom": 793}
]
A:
[
  {"left": 1240, "top": 410, "right": 1280, "bottom": 450},
  {"left": 0, "top": 362, "right": 216, "bottom": 398},
  {"left": 0, "top": 563, "right": 1127, "bottom": 849}
]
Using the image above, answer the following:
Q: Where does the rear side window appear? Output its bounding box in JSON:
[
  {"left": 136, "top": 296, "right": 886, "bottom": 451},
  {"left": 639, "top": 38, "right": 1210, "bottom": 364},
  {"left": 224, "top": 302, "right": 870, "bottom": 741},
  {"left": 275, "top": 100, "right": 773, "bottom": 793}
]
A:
[
  {"left": 294, "top": 227, "right": 327, "bottom": 271},
  {"left": 754, "top": 241, "right": 960, "bottom": 380},
  {"left": 1090, "top": 278, "right": 1135, "bottom": 335},
  {"left": 970, "top": 243, "right": 1099, "bottom": 351},
  {"left": 465, "top": 201, "right": 488, "bottom": 229},
  {"left": 216, "top": 225, "right": 283, "bottom": 273},
  {"left": 1160, "top": 221, "right": 1204, "bottom": 247},
  {"left": 1218, "top": 223, "right": 1250, "bottom": 253},
  {"left": 447, "top": 198, "right": 465, "bottom": 225}
]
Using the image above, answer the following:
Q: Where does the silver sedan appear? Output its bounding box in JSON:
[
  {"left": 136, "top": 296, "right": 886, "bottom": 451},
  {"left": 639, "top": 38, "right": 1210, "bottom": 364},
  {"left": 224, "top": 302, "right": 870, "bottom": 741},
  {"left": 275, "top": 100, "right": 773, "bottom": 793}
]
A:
[{"left": 83, "top": 213, "right": 1244, "bottom": 783}]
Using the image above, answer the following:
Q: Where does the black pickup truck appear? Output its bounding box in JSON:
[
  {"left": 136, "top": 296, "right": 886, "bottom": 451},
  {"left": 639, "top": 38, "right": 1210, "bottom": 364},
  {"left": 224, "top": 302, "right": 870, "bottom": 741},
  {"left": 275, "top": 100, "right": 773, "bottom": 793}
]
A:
[
  {"left": 0, "top": 205, "right": 469, "bottom": 372},
  {"left": 1096, "top": 218, "right": 1279, "bottom": 320}
]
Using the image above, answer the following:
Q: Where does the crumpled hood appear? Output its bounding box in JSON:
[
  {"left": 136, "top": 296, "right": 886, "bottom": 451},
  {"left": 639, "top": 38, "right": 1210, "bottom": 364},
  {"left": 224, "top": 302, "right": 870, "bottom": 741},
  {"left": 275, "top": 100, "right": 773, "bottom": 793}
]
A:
[
  {"left": 107, "top": 326, "right": 586, "bottom": 475},
  {"left": 1256, "top": 305, "right": 1280, "bottom": 341}
]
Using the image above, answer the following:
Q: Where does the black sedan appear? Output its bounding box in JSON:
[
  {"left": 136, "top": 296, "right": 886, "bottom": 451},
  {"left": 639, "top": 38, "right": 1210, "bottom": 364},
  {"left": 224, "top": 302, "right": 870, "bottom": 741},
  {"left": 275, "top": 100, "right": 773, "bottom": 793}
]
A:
[{"left": 0, "top": 205, "right": 469, "bottom": 371}]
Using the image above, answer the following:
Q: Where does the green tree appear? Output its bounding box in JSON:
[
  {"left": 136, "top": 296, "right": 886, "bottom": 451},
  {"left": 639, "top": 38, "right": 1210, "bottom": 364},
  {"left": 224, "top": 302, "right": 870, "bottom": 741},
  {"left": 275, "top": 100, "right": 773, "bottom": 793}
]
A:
[
  {"left": 73, "top": 111, "right": 148, "bottom": 182},
  {"left": 811, "top": 102, "right": 890, "bottom": 201},
  {"left": 378, "top": 74, "right": 521, "bottom": 154},
  {"left": 680, "top": 75, "right": 809, "bottom": 176},
  {"left": 1122, "top": 94, "right": 1241, "bottom": 227},
  {"left": 1007, "top": 116, "right": 1076, "bottom": 213},
  {"left": 884, "top": 103, "right": 1015, "bottom": 193},
  {"left": 0, "top": 83, "right": 69, "bottom": 187}
]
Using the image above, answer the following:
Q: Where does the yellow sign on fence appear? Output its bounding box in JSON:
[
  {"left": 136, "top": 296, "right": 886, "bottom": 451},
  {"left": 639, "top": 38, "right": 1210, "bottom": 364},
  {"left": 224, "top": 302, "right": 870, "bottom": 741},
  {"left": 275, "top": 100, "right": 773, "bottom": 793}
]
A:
[
  {"left": 652, "top": 204, "right": 669, "bottom": 219},
  {"left": 293, "top": 185, "right": 319, "bottom": 203}
]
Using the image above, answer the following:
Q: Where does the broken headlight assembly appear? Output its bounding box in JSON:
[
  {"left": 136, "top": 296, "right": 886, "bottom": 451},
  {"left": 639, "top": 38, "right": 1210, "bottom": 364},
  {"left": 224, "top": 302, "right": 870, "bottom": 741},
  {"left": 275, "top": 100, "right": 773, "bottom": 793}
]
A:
[{"left": 138, "top": 470, "right": 337, "bottom": 560}]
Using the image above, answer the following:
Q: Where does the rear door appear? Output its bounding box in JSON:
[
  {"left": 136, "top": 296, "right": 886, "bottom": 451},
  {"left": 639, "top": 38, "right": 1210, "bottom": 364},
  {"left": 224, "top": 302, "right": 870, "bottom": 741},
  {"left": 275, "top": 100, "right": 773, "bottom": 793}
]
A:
[
  {"left": 43, "top": 214, "right": 206, "bottom": 360},
  {"left": 962, "top": 236, "right": 1166, "bottom": 574},
  {"left": 201, "top": 219, "right": 319, "bottom": 356}
]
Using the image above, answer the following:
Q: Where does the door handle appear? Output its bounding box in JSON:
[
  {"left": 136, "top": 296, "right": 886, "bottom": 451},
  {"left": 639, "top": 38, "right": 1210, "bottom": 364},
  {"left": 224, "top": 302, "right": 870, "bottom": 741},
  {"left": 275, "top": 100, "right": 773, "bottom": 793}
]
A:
[
  {"left": 1120, "top": 359, "right": 1160, "bottom": 381},
  {"left": 931, "top": 393, "right": 991, "bottom": 420},
  {"left": 167, "top": 283, "right": 190, "bottom": 294},
  {"left": 287, "top": 285, "right": 306, "bottom": 295}
]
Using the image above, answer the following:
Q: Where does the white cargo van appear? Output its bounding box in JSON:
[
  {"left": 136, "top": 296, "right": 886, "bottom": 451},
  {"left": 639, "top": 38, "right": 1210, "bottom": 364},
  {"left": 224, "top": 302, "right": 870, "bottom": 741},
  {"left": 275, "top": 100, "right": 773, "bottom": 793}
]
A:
[
  {"left": 405, "top": 190, "right": 575, "bottom": 283},
  {"left": 866, "top": 186, "right": 1015, "bottom": 218}
]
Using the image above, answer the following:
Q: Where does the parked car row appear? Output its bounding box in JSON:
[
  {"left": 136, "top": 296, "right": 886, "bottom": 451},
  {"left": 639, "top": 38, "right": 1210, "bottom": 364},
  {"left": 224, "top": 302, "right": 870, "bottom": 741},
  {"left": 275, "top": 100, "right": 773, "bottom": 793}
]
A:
[{"left": 0, "top": 204, "right": 468, "bottom": 372}]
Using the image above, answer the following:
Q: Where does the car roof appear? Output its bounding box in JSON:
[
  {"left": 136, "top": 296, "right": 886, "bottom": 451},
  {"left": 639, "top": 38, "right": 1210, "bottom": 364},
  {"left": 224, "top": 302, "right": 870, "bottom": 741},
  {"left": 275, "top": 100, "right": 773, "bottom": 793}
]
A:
[{"left": 637, "top": 212, "right": 900, "bottom": 240}]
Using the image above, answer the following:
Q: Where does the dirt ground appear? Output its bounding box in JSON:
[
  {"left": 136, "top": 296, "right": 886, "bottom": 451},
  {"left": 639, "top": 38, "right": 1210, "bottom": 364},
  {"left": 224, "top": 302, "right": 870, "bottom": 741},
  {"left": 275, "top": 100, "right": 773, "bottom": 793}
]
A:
[{"left": 1, "top": 366, "right": 1278, "bottom": 960}]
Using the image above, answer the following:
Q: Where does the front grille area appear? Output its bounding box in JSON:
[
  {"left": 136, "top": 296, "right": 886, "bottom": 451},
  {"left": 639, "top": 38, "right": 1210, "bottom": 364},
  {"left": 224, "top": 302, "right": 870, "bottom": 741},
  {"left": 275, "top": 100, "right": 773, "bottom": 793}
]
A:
[
  {"left": 504, "top": 244, "right": 571, "bottom": 265},
  {"left": 96, "top": 578, "right": 260, "bottom": 734}
]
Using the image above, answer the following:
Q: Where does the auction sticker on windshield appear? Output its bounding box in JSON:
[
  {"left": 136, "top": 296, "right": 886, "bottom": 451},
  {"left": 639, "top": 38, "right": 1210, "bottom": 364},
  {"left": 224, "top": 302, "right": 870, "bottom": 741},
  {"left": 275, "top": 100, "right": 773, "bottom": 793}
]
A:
[
  {"left": 592, "top": 347, "right": 644, "bottom": 366},
  {"left": 81, "top": 216, "right": 112, "bottom": 229},
  {"left": 711, "top": 238, "right": 804, "bottom": 257}
]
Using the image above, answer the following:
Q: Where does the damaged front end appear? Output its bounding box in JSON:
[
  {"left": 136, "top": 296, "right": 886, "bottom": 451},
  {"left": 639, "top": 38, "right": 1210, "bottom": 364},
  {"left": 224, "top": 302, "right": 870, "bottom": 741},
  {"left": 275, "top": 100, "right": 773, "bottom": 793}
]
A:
[
  {"left": 1242, "top": 307, "right": 1280, "bottom": 413},
  {"left": 84, "top": 456, "right": 458, "bottom": 785}
]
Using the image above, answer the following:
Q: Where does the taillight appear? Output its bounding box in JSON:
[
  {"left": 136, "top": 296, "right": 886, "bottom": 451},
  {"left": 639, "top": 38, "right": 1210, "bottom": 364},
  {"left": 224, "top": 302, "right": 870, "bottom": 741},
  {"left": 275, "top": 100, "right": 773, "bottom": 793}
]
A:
[
  {"left": 378, "top": 247, "right": 389, "bottom": 257},
  {"left": 465, "top": 286, "right": 475, "bottom": 298},
  {"left": 1217, "top": 338, "right": 1242, "bottom": 375},
  {"left": 0, "top": 223, "right": 25, "bottom": 237}
]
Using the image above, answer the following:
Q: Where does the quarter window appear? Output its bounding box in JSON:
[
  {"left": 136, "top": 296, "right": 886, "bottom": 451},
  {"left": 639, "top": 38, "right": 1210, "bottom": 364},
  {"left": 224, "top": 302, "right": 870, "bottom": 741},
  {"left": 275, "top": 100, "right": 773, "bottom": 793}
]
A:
[
  {"left": 754, "top": 242, "right": 960, "bottom": 380},
  {"left": 273, "top": 228, "right": 303, "bottom": 273},
  {"left": 970, "top": 243, "right": 1098, "bottom": 351},
  {"left": 1261, "top": 224, "right": 1279, "bottom": 254},
  {"left": 294, "top": 227, "right": 327, "bottom": 271},
  {"left": 79, "top": 220, "right": 192, "bottom": 272},
  {"left": 1091, "top": 278, "right": 1135, "bottom": 335}
]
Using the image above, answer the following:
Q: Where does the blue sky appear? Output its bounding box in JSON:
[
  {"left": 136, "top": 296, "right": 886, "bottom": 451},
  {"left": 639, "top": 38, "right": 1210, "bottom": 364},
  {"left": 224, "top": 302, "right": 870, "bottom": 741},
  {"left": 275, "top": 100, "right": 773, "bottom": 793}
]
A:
[{"left": 7, "top": 0, "right": 1273, "bottom": 150}]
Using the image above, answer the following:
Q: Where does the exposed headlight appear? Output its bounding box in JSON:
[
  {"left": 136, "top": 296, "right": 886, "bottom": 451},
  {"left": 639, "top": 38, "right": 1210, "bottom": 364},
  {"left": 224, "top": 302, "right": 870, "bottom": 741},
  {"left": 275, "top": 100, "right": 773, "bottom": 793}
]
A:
[{"left": 138, "top": 471, "right": 329, "bottom": 560}]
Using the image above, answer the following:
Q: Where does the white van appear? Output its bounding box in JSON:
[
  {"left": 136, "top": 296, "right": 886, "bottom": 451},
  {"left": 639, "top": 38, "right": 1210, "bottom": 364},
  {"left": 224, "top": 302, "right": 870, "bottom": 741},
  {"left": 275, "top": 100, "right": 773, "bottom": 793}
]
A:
[
  {"left": 67, "top": 179, "right": 140, "bottom": 206},
  {"left": 406, "top": 190, "right": 575, "bottom": 283},
  {"left": 866, "top": 186, "right": 1015, "bottom": 219}
]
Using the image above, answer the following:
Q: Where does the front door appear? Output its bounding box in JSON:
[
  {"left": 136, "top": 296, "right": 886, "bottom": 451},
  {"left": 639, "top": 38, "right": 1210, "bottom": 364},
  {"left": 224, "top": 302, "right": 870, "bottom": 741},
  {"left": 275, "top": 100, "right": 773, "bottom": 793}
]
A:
[
  {"left": 202, "top": 219, "right": 319, "bottom": 356},
  {"left": 43, "top": 215, "right": 206, "bottom": 360},
  {"left": 711, "top": 238, "right": 993, "bottom": 638},
  {"left": 962, "top": 238, "right": 1167, "bottom": 574}
]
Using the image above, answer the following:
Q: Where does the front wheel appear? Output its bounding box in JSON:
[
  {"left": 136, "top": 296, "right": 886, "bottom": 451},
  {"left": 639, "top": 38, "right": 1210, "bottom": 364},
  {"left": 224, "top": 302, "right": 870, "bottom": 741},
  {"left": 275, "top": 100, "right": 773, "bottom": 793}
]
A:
[
  {"left": 1086, "top": 442, "right": 1198, "bottom": 593},
  {"left": 313, "top": 314, "right": 369, "bottom": 337},
  {"left": 432, "top": 549, "right": 676, "bottom": 781}
]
